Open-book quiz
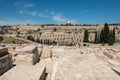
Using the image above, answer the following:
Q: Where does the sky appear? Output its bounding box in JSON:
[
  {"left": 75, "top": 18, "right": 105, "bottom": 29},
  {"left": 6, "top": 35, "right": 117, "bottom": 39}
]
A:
[{"left": 0, "top": 0, "right": 120, "bottom": 25}]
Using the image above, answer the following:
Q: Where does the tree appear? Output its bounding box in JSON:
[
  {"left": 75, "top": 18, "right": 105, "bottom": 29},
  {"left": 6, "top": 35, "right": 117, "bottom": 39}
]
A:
[
  {"left": 94, "top": 32, "right": 98, "bottom": 44},
  {"left": 12, "top": 40, "right": 15, "bottom": 44},
  {"left": 104, "top": 23, "right": 109, "bottom": 43},
  {"left": 27, "top": 35, "right": 34, "bottom": 41},
  {"left": 100, "top": 23, "right": 109, "bottom": 43},
  {"left": 100, "top": 29, "right": 104, "bottom": 43},
  {"left": 0, "top": 36, "right": 3, "bottom": 42},
  {"left": 35, "top": 38, "right": 40, "bottom": 43},
  {"left": 53, "top": 28, "right": 57, "bottom": 32},
  {"left": 108, "top": 30, "right": 114, "bottom": 45},
  {"left": 36, "top": 28, "right": 41, "bottom": 32},
  {"left": 83, "top": 29, "right": 89, "bottom": 42},
  {"left": 112, "top": 27, "right": 115, "bottom": 43},
  {"left": 17, "top": 31, "right": 20, "bottom": 35}
]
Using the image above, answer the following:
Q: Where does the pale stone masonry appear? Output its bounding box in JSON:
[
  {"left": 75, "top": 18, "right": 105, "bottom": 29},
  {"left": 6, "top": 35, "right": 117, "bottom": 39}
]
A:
[
  {"left": 14, "top": 45, "right": 39, "bottom": 65},
  {"left": 52, "top": 54, "right": 120, "bottom": 80},
  {"left": 0, "top": 64, "right": 46, "bottom": 80},
  {"left": 0, "top": 47, "right": 12, "bottom": 75},
  {"left": 40, "top": 32, "right": 83, "bottom": 45}
]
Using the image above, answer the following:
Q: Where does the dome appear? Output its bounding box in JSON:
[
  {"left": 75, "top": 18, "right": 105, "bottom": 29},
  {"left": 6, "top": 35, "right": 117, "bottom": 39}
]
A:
[{"left": 67, "top": 21, "right": 71, "bottom": 24}]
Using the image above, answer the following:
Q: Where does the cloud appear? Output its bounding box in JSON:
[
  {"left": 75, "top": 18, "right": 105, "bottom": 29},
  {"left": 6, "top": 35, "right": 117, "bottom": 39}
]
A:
[
  {"left": 18, "top": 10, "right": 24, "bottom": 14},
  {"left": 24, "top": 3, "right": 34, "bottom": 8},
  {"left": 77, "top": 9, "right": 91, "bottom": 15},
  {"left": 14, "top": 1, "right": 34, "bottom": 8},
  {"left": 18, "top": 10, "right": 37, "bottom": 16},
  {"left": 38, "top": 13, "right": 47, "bottom": 18},
  {"left": 18, "top": 10, "right": 48, "bottom": 18},
  {"left": 27, "top": 11, "right": 37, "bottom": 16},
  {"left": 70, "top": 19, "right": 77, "bottom": 24},
  {"left": 17, "top": 8, "right": 77, "bottom": 23},
  {"left": 50, "top": 11, "right": 55, "bottom": 15},
  {"left": 0, "top": 17, "right": 33, "bottom": 25},
  {"left": 53, "top": 13, "right": 67, "bottom": 23},
  {"left": 52, "top": 13, "right": 77, "bottom": 23}
]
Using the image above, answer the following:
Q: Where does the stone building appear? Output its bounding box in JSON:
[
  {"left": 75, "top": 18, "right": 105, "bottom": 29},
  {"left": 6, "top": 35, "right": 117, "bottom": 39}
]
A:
[
  {"left": 0, "top": 47, "right": 12, "bottom": 75},
  {"left": 40, "top": 32, "right": 83, "bottom": 45},
  {"left": 17, "top": 24, "right": 120, "bottom": 44}
]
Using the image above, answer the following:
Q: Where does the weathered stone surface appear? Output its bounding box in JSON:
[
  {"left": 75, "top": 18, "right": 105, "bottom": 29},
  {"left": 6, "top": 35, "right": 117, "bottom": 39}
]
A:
[
  {"left": 14, "top": 45, "right": 39, "bottom": 65},
  {"left": 41, "top": 46, "right": 52, "bottom": 58},
  {"left": 51, "top": 54, "right": 120, "bottom": 80},
  {"left": 0, "top": 47, "right": 12, "bottom": 75},
  {"left": 0, "top": 64, "right": 46, "bottom": 80}
]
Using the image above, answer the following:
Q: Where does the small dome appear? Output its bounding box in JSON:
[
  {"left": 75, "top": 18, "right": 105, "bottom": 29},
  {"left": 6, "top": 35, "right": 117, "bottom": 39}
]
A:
[{"left": 67, "top": 21, "right": 71, "bottom": 24}]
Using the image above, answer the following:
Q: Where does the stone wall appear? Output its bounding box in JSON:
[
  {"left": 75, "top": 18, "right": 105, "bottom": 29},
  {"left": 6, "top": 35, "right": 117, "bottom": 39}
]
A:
[{"left": 0, "top": 48, "right": 12, "bottom": 75}]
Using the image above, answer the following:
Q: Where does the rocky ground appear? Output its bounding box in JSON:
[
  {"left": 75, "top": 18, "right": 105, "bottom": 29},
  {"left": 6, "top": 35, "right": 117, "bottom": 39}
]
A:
[{"left": 0, "top": 44, "right": 120, "bottom": 80}]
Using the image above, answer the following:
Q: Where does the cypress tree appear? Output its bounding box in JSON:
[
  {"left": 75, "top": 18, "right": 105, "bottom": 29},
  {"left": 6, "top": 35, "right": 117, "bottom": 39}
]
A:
[
  {"left": 112, "top": 27, "right": 115, "bottom": 43},
  {"left": 83, "top": 29, "right": 89, "bottom": 42},
  {"left": 108, "top": 30, "right": 114, "bottom": 45},
  {"left": 94, "top": 32, "right": 98, "bottom": 44},
  {"left": 100, "top": 23, "right": 109, "bottom": 43},
  {"left": 104, "top": 23, "right": 109, "bottom": 43}
]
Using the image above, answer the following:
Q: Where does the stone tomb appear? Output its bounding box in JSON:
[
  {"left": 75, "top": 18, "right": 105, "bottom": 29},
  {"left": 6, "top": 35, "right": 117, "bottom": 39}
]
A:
[
  {"left": 0, "top": 64, "right": 46, "bottom": 80},
  {"left": 0, "top": 47, "right": 12, "bottom": 75},
  {"left": 15, "top": 45, "right": 39, "bottom": 65}
]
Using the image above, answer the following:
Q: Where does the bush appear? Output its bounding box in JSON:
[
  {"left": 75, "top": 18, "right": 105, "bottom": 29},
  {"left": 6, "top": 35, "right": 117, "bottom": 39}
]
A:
[{"left": 0, "top": 36, "right": 3, "bottom": 42}]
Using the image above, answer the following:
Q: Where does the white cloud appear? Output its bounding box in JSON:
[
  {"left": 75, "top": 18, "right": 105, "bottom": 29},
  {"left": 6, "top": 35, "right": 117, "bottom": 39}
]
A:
[
  {"left": 18, "top": 10, "right": 37, "bottom": 16},
  {"left": 70, "top": 19, "right": 77, "bottom": 24},
  {"left": 0, "top": 17, "right": 33, "bottom": 25},
  {"left": 16, "top": 8, "right": 77, "bottom": 24},
  {"left": 78, "top": 9, "right": 91, "bottom": 15},
  {"left": 14, "top": 1, "right": 34, "bottom": 8},
  {"left": 38, "top": 13, "right": 47, "bottom": 18},
  {"left": 18, "top": 10, "right": 24, "bottom": 14},
  {"left": 50, "top": 11, "right": 55, "bottom": 15},
  {"left": 28, "top": 11, "right": 37, "bottom": 16},
  {"left": 53, "top": 13, "right": 67, "bottom": 23},
  {"left": 24, "top": 3, "right": 34, "bottom": 8}
]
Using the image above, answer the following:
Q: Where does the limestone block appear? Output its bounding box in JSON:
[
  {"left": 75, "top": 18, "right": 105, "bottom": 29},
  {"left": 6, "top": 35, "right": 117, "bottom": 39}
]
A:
[
  {"left": 0, "top": 47, "right": 12, "bottom": 75},
  {"left": 52, "top": 47, "right": 64, "bottom": 58},
  {"left": 41, "top": 47, "right": 52, "bottom": 58},
  {"left": 0, "top": 64, "right": 46, "bottom": 80},
  {"left": 15, "top": 45, "right": 39, "bottom": 65}
]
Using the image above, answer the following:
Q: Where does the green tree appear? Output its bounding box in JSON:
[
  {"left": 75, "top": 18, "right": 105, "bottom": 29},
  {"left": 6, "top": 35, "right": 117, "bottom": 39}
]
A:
[
  {"left": 17, "top": 31, "right": 20, "bottom": 35},
  {"left": 0, "top": 36, "right": 3, "bottom": 42},
  {"left": 104, "top": 23, "right": 109, "bottom": 43},
  {"left": 12, "top": 40, "right": 15, "bottom": 44},
  {"left": 112, "top": 27, "right": 115, "bottom": 43},
  {"left": 35, "top": 38, "right": 40, "bottom": 43},
  {"left": 108, "top": 30, "right": 114, "bottom": 45},
  {"left": 100, "top": 29, "right": 104, "bottom": 43},
  {"left": 94, "top": 32, "right": 98, "bottom": 44},
  {"left": 27, "top": 35, "right": 34, "bottom": 41},
  {"left": 100, "top": 23, "right": 109, "bottom": 43},
  {"left": 83, "top": 29, "right": 89, "bottom": 42},
  {"left": 53, "top": 28, "right": 57, "bottom": 32}
]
